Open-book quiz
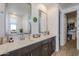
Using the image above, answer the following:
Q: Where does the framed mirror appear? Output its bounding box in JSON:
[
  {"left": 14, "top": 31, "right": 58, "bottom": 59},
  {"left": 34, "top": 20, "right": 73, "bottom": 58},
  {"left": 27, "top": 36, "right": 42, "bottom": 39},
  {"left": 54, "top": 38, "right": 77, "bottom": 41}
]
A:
[
  {"left": 6, "top": 3, "right": 31, "bottom": 34},
  {"left": 5, "top": 3, "right": 31, "bottom": 41},
  {"left": 39, "top": 10, "right": 48, "bottom": 35}
]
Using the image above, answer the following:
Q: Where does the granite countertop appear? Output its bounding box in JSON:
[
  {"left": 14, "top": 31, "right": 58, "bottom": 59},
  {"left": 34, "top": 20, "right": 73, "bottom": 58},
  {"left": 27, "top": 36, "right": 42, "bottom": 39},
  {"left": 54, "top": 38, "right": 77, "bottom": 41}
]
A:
[{"left": 0, "top": 34, "right": 55, "bottom": 55}]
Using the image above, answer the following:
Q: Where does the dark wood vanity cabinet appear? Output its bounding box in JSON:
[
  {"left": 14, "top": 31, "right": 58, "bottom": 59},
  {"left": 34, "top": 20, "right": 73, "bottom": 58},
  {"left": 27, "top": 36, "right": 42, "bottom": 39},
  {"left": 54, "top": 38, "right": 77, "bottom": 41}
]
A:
[
  {"left": 1, "top": 36, "right": 56, "bottom": 56},
  {"left": 30, "top": 36, "right": 56, "bottom": 56}
]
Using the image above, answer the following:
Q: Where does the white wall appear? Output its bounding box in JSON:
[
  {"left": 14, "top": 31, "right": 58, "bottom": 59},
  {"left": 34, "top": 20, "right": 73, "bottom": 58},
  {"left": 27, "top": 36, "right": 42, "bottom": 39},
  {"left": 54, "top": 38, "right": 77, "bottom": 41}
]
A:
[
  {"left": 48, "top": 4, "right": 59, "bottom": 51},
  {"left": 0, "top": 3, "right": 5, "bottom": 37}
]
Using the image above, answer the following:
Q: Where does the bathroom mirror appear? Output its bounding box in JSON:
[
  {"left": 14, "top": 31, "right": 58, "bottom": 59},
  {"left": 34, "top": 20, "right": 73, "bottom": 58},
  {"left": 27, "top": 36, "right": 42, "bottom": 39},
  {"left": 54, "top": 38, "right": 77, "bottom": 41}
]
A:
[
  {"left": 5, "top": 3, "right": 31, "bottom": 40},
  {"left": 6, "top": 3, "right": 31, "bottom": 34},
  {"left": 39, "top": 10, "right": 48, "bottom": 35}
]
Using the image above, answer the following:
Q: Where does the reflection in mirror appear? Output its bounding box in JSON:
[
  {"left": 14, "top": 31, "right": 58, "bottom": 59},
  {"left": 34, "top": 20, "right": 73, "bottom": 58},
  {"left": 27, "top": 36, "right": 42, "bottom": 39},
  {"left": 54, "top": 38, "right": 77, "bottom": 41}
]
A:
[
  {"left": 39, "top": 10, "right": 48, "bottom": 35},
  {"left": 5, "top": 3, "right": 31, "bottom": 41}
]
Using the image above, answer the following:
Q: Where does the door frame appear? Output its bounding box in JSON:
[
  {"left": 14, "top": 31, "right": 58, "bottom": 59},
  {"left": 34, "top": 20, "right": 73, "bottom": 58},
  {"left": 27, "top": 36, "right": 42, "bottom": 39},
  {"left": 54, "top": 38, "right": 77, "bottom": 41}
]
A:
[
  {"left": 60, "top": 5, "right": 79, "bottom": 49},
  {"left": 59, "top": 10, "right": 60, "bottom": 48},
  {"left": 63, "top": 14, "right": 68, "bottom": 45}
]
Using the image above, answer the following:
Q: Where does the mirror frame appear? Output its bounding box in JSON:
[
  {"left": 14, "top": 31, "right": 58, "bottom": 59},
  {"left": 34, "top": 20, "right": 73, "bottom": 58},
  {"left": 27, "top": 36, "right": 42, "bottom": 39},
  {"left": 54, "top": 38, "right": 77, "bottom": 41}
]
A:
[{"left": 39, "top": 10, "right": 48, "bottom": 34}]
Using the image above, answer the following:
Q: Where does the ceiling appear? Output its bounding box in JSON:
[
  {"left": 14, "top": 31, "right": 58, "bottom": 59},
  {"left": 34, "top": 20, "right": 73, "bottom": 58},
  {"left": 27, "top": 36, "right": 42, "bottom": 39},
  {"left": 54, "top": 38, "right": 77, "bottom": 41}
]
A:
[
  {"left": 59, "top": 3, "right": 79, "bottom": 9},
  {"left": 43, "top": 3, "right": 79, "bottom": 9},
  {"left": 43, "top": 3, "right": 57, "bottom": 9},
  {"left": 6, "top": 3, "right": 79, "bottom": 16}
]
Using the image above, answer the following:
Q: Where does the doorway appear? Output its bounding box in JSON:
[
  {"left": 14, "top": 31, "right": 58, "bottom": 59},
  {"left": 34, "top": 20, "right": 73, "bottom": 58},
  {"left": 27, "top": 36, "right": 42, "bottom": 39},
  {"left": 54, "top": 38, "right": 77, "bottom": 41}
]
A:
[{"left": 65, "top": 11, "right": 77, "bottom": 49}]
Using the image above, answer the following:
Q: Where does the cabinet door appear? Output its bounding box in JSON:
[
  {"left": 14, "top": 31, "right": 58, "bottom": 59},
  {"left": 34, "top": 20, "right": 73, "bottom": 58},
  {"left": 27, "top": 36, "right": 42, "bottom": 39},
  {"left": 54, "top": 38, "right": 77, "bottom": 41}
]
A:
[
  {"left": 41, "top": 39, "right": 49, "bottom": 56},
  {"left": 48, "top": 39, "right": 52, "bottom": 55},
  {"left": 30, "top": 42, "right": 42, "bottom": 56},
  {"left": 51, "top": 37, "right": 56, "bottom": 52},
  {"left": 42, "top": 40, "right": 48, "bottom": 56},
  {"left": 18, "top": 46, "right": 30, "bottom": 56},
  {"left": 31, "top": 46, "right": 41, "bottom": 56},
  {"left": 41, "top": 43, "right": 49, "bottom": 56}
]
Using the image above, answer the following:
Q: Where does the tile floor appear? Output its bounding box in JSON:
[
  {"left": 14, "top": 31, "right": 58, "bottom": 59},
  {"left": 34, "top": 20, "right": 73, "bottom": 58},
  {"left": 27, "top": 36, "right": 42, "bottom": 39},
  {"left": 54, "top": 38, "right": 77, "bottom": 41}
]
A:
[{"left": 51, "top": 40, "right": 79, "bottom": 56}]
